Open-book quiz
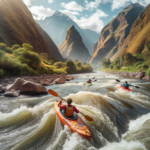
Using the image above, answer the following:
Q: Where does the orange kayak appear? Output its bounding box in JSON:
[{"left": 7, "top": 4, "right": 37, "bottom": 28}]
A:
[
  {"left": 120, "top": 84, "right": 131, "bottom": 92},
  {"left": 54, "top": 101, "right": 91, "bottom": 140}
]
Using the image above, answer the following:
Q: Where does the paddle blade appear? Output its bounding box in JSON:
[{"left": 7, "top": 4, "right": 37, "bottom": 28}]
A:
[
  {"left": 92, "top": 77, "right": 95, "bottom": 79},
  {"left": 48, "top": 89, "right": 59, "bottom": 97},
  {"left": 116, "top": 79, "right": 121, "bottom": 82},
  {"left": 135, "top": 86, "right": 139, "bottom": 88},
  {"left": 84, "top": 115, "right": 93, "bottom": 121}
]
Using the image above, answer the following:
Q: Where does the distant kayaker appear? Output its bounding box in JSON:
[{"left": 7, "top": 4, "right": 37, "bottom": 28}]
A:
[
  {"left": 122, "top": 81, "right": 134, "bottom": 89},
  {"left": 87, "top": 79, "right": 92, "bottom": 84},
  {"left": 58, "top": 98, "right": 79, "bottom": 117}
]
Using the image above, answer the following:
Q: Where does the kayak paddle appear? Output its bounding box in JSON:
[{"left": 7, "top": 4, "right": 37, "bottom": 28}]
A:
[
  {"left": 48, "top": 89, "right": 93, "bottom": 121},
  {"left": 116, "top": 79, "right": 139, "bottom": 88}
]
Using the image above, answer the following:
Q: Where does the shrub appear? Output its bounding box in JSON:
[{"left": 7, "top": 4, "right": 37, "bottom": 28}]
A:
[
  {"left": 22, "top": 43, "right": 33, "bottom": 51},
  {"left": 66, "top": 59, "right": 76, "bottom": 73},
  {"left": 75, "top": 59, "right": 78, "bottom": 63},
  {"left": 53, "top": 62, "right": 65, "bottom": 69},
  {"left": 0, "top": 50, "right": 5, "bottom": 57},
  {"left": 0, "top": 43, "right": 7, "bottom": 50},
  {"left": 116, "top": 65, "right": 121, "bottom": 70},
  {"left": 13, "top": 48, "right": 41, "bottom": 69},
  {"left": 76, "top": 62, "right": 82, "bottom": 67},
  {"left": 146, "top": 69, "right": 150, "bottom": 76},
  {"left": 124, "top": 52, "right": 136, "bottom": 65},
  {"left": 48, "top": 56, "right": 60, "bottom": 64},
  {"left": 0, "top": 52, "right": 29, "bottom": 76},
  {"left": 5, "top": 47, "right": 13, "bottom": 53},
  {"left": 53, "top": 69, "right": 67, "bottom": 74},
  {"left": 0, "top": 69, "right": 4, "bottom": 78},
  {"left": 143, "top": 64, "right": 149, "bottom": 70},
  {"left": 145, "top": 39, "right": 150, "bottom": 51},
  {"left": 43, "top": 61, "right": 52, "bottom": 66},
  {"left": 143, "top": 51, "right": 150, "bottom": 61},
  {"left": 102, "top": 58, "right": 111, "bottom": 68},
  {"left": 12, "top": 44, "right": 20, "bottom": 51}
]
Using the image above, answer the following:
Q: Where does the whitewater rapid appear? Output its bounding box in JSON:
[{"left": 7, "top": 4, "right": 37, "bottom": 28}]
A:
[{"left": 0, "top": 71, "right": 150, "bottom": 150}]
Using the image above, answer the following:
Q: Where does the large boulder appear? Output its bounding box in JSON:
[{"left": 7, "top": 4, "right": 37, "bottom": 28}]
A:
[
  {"left": 20, "top": 81, "right": 48, "bottom": 94},
  {"left": 136, "top": 72, "right": 146, "bottom": 79},
  {"left": 54, "top": 78, "right": 65, "bottom": 84},
  {"left": 41, "top": 79, "right": 52, "bottom": 86},
  {"left": 4, "top": 90, "right": 20, "bottom": 97},
  {"left": 7, "top": 78, "right": 26, "bottom": 91}
]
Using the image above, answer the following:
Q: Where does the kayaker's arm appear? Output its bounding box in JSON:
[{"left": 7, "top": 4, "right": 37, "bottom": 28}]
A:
[
  {"left": 129, "top": 84, "right": 134, "bottom": 87},
  {"left": 58, "top": 98, "right": 65, "bottom": 107},
  {"left": 73, "top": 106, "right": 79, "bottom": 113}
]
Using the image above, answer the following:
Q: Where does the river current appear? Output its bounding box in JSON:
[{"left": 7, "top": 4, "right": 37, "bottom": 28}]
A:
[{"left": 0, "top": 71, "right": 150, "bottom": 150}]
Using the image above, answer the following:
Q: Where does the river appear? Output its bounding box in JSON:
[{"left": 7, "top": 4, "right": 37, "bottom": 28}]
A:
[{"left": 0, "top": 71, "right": 150, "bottom": 150}]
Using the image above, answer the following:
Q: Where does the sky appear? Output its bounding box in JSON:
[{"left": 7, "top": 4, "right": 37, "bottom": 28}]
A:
[{"left": 23, "top": 0, "right": 150, "bottom": 33}]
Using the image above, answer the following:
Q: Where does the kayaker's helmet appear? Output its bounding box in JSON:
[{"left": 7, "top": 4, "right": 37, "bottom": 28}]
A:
[
  {"left": 125, "top": 81, "right": 128, "bottom": 84},
  {"left": 67, "top": 98, "right": 72, "bottom": 105}
]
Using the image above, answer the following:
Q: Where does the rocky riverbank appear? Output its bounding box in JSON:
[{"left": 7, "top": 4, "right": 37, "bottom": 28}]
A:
[
  {"left": 0, "top": 74, "right": 75, "bottom": 97},
  {"left": 103, "top": 71, "right": 150, "bottom": 80}
]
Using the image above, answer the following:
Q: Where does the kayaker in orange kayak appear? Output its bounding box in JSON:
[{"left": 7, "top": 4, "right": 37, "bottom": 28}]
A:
[
  {"left": 122, "top": 81, "right": 134, "bottom": 89},
  {"left": 58, "top": 98, "right": 79, "bottom": 117}
]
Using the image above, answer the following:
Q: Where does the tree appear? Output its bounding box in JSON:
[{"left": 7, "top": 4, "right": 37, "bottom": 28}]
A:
[
  {"left": 102, "top": 58, "right": 111, "bottom": 69},
  {"left": 124, "top": 52, "right": 136, "bottom": 66},
  {"left": 22, "top": 43, "right": 33, "bottom": 51},
  {"left": 12, "top": 44, "right": 20, "bottom": 51},
  {"left": 75, "top": 59, "right": 78, "bottom": 63}
]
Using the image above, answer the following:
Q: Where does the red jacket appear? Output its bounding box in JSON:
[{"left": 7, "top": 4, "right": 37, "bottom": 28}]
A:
[{"left": 58, "top": 99, "right": 79, "bottom": 113}]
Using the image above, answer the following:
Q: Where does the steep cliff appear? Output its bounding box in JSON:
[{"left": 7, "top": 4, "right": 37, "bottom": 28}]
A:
[
  {"left": 0, "top": 0, "right": 51, "bottom": 55},
  {"left": 89, "top": 3, "right": 144, "bottom": 65},
  {"left": 111, "top": 4, "right": 150, "bottom": 60},
  {"left": 59, "top": 25, "right": 90, "bottom": 62}
]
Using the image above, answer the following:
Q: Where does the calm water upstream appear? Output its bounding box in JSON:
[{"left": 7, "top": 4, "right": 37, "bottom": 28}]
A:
[{"left": 0, "top": 71, "right": 150, "bottom": 150}]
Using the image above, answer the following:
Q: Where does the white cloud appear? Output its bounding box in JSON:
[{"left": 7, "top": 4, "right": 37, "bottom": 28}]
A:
[
  {"left": 60, "top": 10, "right": 80, "bottom": 18},
  {"left": 61, "top": 1, "right": 83, "bottom": 11},
  {"left": 85, "top": 0, "right": 102, "bottom": 11},
  {"left": 48, "top": 0, "right": 54, "bottom": 3},
  {"left": 23, "top": 0, "right": 31, "bottom": 6},
  {"left": 111, "top": 0, "right": 150, "bottom": 11},
  {"left": 72, "top": 9, "right": 108, "bottom": 32},
  {"left": 29, "top": 6, "right": 54, "bottom": 20}
]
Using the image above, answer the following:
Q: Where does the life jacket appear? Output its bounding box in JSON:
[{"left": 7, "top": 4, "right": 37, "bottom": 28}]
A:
[
  {"left": 64, "top": 105, "right": 74, "bottom": 117},
  {"left": 88, "top": 80, "right": 91, "bottom": 83}
]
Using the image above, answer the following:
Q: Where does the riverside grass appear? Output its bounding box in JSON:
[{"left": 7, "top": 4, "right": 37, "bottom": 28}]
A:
[{"left": 0, "top": 43, "right": 93, "bottom": 78}]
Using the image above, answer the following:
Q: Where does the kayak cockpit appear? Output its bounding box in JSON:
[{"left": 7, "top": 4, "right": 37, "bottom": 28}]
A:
[{"left": 60, "top": 109, "right": 78, "bottom": 120}]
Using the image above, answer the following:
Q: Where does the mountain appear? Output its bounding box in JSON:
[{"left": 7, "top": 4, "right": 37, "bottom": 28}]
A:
[
  {"left": 35, "top": 23, "right": 64, "bottom": 61},
  {"left": 36, "top": 11, "right": 96, "bottom": 55},
  {"left": 89, "top": 3, "right": 144, "bottom": 65},
  {"left": 59, "top": 25, "right": 90, "bottom": 62},
  {"left": 111, "top": 4, "right": 150, "bottom": 60},
  {"left": 83, "top": 29, "right": 99, "bottom": 43},
  {"left": 0, "top": 0, "right": 50, "bottom": 55}
]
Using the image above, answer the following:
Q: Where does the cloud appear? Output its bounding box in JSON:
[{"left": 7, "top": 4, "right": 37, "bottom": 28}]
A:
[
  {"left": 48, "top": 0, "right": 53, "bottom": 3},
  {"left": 61, "top": 1, "right": 83, "bottom": 11},
  {"left": 111, "top": 0, "right": 150, "bottom": 11},
  {"left": 60, "top": 10, "right": 80, "bottom": 18},
  {"left": 23, "top": 0, "right": 31, "bottom": 6},
  {"left": 72, "top": 9, "right": 108, "bottom": 32},
  {"left": 85, "top": 0, "right": 101, "bottom": 11},
  {"left": 29, "top": 6, "right": 54, "bottom": 20}
]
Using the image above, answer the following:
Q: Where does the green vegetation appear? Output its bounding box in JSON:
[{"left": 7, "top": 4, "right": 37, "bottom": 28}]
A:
[
  {"left": 0, "top": 43, "right": 93, "bottom": 78},
  {"left": 101, "top": 40, "right": 150, "bottom": 75}
]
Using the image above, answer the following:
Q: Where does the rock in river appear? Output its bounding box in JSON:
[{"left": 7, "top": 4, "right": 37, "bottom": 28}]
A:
[{"left": 20, "top": 81, "right": 48, "bottom": 95}]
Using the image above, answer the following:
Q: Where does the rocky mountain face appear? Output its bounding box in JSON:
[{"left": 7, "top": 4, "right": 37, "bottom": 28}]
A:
[
  {"left": 111, "top": 4, "right": 150, "bottom": 60},
  {"left": 36, "top": 23, "right": 64, "bottom": 61},
  {"left": 36, "top": 11, "right": 99, "bottom": 55},
  {"left": 59, "top": 25, "right": 90, "bottom": 62},
  {"left": 89, "top": 3, "right": 144, "bottom": 65},
  {"left": 0, "top": 0, "right": 50, "bottom": 55}
]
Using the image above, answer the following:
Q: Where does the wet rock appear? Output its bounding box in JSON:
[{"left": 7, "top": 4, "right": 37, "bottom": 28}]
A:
[
  {"left": 20, "top": 81, "right": 48, "bottom": 94},
  {"left": 142, "top": 76, "right": 150, "bottom": 80},
  {"left": 41, "top": 80, "right": 52, "bottom": 86},
  {"left": 7, "top": 78, "right": 26, "bottom": 91},
  {"left": 136, "top": 71, "right": 146, "bottom": 79},
  {"left": 54, "top": 77, "right": 65, "bottom": 84},
  {"left": 4, "top": 90, "right": 20, "bottom": 97}
]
